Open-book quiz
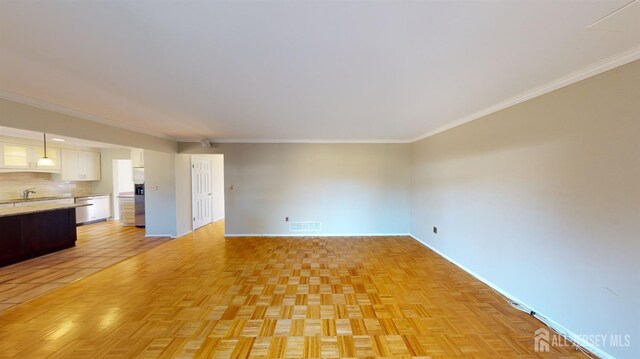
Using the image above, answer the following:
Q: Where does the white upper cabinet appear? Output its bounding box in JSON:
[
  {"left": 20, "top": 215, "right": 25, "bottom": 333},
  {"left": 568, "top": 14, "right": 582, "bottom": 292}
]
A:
[
  {"left": 131, "top": 148, "right": 144, "bottom": 168},
  {"left": 0, "top": 142, "right": 61, "bottom": 171},
  {"left": 61, "top": 149, "right": 79, "bottom": 179},
  {"left": 0, "top": 139, "right": 98, "bottom": 179},
  {"left": 32, "top": 146, "right": 62, "bottom": 170},
  {"left": 0, "top": 143, "right": 31, "bottom": 169},
  {"left": 81, "top": 151, "right": 101, "bottom": 180},
  {"left": 61, "top": 149, "right": 101, "bottom": 181}
]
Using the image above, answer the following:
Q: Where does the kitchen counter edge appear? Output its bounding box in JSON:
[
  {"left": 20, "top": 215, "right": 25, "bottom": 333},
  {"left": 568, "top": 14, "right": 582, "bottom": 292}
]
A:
[{"left": 0, "top": 203, "right": 91, "bottom": 218}]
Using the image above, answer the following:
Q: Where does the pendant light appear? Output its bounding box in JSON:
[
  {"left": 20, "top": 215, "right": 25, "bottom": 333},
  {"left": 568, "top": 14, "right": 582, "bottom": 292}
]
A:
[{"left": 37, "top": 133, "right": 55, "bottom": 167}]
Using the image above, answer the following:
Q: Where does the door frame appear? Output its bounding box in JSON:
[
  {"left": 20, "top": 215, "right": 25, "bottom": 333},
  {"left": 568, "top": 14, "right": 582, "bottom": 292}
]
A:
[{"left": 191, "top": 156, "right": 213, "bottom": 230}]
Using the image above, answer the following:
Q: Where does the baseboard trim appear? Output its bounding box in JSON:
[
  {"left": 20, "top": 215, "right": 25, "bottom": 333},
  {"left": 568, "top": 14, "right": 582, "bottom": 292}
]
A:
[
  {"left": 175, "top": 230, "right": 192, "bottom": 238},
  {"left": 212, "top": 216, "right": 225, "bottom": 222},
  {"left": 409, "top": 234, "right": 612, "bottom": 359},
  {"left": 145, "top": 234, "right": 173, "bottom": 238},
  {"left": 225, "top": 233, "right": 411, "bottom": 238}
]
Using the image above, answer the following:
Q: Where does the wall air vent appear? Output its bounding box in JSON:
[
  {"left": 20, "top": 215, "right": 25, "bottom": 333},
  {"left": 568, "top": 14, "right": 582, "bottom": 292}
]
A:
[{"left": 290, "top": 221, "right": 322, "bottom": 232}]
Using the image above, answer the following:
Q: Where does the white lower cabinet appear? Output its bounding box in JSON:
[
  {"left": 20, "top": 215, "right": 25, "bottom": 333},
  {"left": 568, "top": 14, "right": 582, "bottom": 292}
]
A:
[
  {"left": 75, "top": 195, "right": 110, "bottom": 224},
  {"left": 119, "top": 197, "right": 135, "bottom": 226}
]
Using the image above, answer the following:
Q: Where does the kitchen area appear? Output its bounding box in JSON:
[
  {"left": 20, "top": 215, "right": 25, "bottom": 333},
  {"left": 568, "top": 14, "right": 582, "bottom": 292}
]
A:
[{"left": 0, "top": 126, "right": 147, "bottom": 266}]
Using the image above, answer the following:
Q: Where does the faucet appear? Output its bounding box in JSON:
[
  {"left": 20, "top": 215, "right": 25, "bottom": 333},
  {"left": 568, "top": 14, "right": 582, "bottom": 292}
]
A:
[{"left": 23, "top": 188, "right": 36, "bottom": 200}]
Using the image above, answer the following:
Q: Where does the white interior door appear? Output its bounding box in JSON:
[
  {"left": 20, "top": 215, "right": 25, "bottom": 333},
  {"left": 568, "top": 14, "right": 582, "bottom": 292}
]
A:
[{"left": 192, "top": 156, "right": 212, "bottom": 230}]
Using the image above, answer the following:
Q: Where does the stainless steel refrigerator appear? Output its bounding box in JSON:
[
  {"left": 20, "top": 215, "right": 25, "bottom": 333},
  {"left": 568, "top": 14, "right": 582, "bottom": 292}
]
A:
[{"left": 134, "top": 184, "right": 145, "bottom": 227}]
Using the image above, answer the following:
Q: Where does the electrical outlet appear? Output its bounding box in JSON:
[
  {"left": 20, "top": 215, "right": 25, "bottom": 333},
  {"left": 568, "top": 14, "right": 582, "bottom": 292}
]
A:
[{"left": 433, "top": 226, "right": 438, "bottom": 234}]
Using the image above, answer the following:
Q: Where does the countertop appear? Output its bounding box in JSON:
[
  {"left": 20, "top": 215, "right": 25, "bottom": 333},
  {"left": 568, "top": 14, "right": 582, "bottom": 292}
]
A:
[
  {"left": 0, "top": 196, "right": 72, "bottom": 205},
  {"left": 75, "top": 194, "right": 111, "bottom": 199},
  {"left": 0, "top": 203, "right": 91, "bottom": 218},
  {"left": 0, "top": 194, "right": 111, "bottom": 205}
]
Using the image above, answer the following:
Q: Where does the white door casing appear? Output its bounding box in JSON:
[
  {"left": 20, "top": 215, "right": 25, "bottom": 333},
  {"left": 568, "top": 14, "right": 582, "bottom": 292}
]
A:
[{"left": 192, "top": 156, "right": 212, "bottom": 230}]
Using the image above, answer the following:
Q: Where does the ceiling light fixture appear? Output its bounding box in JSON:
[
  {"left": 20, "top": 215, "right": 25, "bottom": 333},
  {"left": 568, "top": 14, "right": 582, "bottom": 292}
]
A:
[
  {"left": 51, "top": 138, "right": 65, "bottom": 142},
  {"left": 37, "top": 133, "right": 55, "bottom": 167}
]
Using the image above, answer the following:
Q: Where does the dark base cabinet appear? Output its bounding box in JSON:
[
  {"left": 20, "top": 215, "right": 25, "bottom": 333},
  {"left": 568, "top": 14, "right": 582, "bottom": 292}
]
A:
[
  {"left": 0, "top": 216, "right": 26, "bottom": 264},
  {"left": 0, "top": 208, "right": 77, "bottom": 267}
]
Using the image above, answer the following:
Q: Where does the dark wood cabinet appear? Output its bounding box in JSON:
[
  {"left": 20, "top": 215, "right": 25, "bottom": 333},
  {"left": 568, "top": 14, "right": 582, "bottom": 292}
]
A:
[
  {"left": 0, "top": 216, "right": 27, "bottom": 263},
  {"left": 0, "top": 208, "right": 77, "bottom": 267}
]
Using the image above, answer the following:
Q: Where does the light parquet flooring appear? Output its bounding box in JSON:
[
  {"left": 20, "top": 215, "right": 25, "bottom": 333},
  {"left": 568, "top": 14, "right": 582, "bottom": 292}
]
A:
[
  {"left": 0, "top": 221, "right": 170, "bottom": 313},
  {"left": 0, "top": 220, "right": 587, "bottom": 358}
]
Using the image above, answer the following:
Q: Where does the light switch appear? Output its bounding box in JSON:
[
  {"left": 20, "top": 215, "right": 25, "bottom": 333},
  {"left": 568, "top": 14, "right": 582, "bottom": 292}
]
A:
[{"left": 149, "top": 185, "right": 159, "bottom": 191}]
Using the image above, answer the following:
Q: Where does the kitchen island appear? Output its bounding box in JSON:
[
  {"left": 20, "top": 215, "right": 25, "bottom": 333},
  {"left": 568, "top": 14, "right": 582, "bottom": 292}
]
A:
[{"left": 0, "top": 203, "right": 89, "bottom": 267}]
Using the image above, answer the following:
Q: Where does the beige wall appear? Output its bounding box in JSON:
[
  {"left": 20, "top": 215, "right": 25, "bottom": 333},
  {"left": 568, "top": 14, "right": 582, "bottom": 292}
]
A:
[
  {"left": 211, "top": 154, "right": 225, "bottom": 221},
  {"left": 0, "top": 98, "right": 177, "bottom": 153},
  {"left": 0, "top": 172, "right": 92, "bottom": 200},
  {"left": 144, "top": 150, "right": 177, "bottom": 237},
  {"left": 175, "top": 154, "right": 192, "bottom": 237},
  {"left": 180, "top": 143, "right": 412, "bottom": 236},
  {"left": 411, "top": 60, "right": 639, "bottom": 358}
]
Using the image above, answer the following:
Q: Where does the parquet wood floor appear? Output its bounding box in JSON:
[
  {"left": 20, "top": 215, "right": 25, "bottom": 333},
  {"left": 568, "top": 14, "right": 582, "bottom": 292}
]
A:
[
  {"left": 0, "top": 221, "right": 170, "bottom": 313},
  {"left": 0, "top": 220, "right": 586, "bottom": 358}
]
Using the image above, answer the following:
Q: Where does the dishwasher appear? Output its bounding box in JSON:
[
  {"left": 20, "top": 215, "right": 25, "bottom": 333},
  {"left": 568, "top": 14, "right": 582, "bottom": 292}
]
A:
[{"left": 75, "top": 195, "right": 111, "bottom": 224}]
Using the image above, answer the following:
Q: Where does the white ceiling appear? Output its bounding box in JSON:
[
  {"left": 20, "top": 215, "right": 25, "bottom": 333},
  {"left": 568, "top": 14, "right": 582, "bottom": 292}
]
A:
[{"left": 0, "top": 1, "right": 638, "bottom": 142}]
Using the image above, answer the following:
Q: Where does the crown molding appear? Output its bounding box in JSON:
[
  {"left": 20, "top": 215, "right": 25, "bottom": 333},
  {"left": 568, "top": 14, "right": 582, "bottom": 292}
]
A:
[
  {"left": 0, "top": 91, "right": 176, "bottom": 141},
  {"left": 171, "top": 47, "right": 640, "bottom": 145},
  {"left": 411, "top": 46, "right": 640, "bottom": 143},
  {"left": 2, "top": 46, "right": 637, "bottom": 145}
]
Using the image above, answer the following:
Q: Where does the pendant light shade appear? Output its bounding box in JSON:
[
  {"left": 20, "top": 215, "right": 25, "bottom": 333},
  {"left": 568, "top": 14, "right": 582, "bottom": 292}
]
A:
[
  {"left": 37, "top": 133, "right": 55, "bottom": 167},
  {"left": 37, "top": 157, "right": 54, "bottom": 167}
]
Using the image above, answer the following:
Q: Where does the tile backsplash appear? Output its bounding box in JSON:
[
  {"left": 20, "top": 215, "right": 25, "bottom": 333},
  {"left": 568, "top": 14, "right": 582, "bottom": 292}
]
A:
[{"left": 0, "top": 172, "right": 93, "bottom": 200}]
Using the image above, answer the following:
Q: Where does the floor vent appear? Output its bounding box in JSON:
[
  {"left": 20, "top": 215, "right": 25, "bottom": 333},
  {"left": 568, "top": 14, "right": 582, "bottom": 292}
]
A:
[{"left": 290, "top": 221, "right": 322, "bottom": 232}]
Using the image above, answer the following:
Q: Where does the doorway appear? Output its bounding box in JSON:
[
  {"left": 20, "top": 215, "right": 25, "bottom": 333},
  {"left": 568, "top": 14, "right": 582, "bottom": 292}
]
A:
[
  {"left": 112, "top": 159, "right": 134, "bottom": 220},
  {"left": 192, "top": 156, "right": 212, "bottom": 230},
  {"left": 191, "top": 155, "right": 224, "bottom": 231}
]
